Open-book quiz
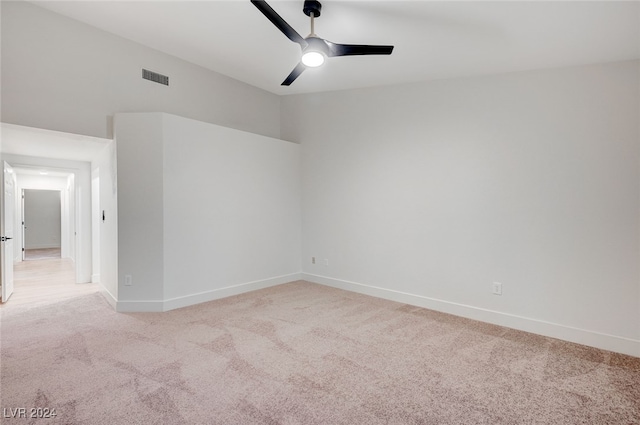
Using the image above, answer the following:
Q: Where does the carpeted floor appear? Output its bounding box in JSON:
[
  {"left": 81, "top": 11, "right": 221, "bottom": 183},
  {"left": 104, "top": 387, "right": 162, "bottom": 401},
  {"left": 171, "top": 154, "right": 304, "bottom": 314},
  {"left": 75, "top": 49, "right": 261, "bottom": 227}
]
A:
[{"left": 1, "top": 281, "right": 638, "bottom": 424}]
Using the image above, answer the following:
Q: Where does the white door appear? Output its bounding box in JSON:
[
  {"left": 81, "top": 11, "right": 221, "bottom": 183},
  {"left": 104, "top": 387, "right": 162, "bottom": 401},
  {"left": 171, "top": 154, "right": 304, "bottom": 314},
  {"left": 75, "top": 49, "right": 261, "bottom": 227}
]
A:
[
  {"left": 21, "top": 189, "right": 25, "bottom": 261},
  {"left": 1, "top": 161, "right": 15, "bottom": 302}
]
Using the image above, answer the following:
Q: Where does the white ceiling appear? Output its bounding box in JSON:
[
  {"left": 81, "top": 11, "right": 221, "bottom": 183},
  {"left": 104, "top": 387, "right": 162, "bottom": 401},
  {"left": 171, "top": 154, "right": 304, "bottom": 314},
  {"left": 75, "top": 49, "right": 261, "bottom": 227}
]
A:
[{"left": 29, "top": 0, "right": 640, "bottom": 96}]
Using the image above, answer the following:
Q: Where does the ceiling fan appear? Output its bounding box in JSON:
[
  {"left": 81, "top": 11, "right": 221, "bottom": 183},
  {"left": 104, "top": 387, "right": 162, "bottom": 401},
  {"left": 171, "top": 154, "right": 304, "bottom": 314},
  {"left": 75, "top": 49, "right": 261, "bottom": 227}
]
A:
[{"left": 251, "top": 0, "right": 394, "bottom": 86}]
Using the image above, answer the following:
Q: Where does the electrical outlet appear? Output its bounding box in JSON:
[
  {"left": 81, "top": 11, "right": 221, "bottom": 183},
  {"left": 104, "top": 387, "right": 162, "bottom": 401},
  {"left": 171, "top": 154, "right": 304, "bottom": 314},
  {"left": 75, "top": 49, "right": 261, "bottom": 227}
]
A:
[
  {"left": 492, "top": 282, "right": 502, "bottom": 295},
  {"left": 324, "top": 259, "right": 329, "bottom": 266},
  {"left": 311, "top": 257, "right": 316, "bottom": 264},
  {"left": 125, "top": 275, "right": 133, "bottom": 286}
]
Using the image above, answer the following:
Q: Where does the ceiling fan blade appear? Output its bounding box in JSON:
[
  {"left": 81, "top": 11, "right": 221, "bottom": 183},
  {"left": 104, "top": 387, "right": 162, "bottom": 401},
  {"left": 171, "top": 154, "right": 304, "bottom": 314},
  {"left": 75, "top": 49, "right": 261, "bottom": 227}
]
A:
[
  {"left": 251, "top": 0, "right": 308, "bottom": 48},
  {"left": 326, "top": 41, "right": 394, "bottom": 57},
  {"left": 282, "top": 63, "right": 306, "bottom": 86}
]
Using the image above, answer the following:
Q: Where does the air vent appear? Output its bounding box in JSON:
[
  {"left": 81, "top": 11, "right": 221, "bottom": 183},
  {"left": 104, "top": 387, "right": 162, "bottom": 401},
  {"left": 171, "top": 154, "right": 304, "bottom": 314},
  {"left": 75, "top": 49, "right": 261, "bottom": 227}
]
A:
[{"left": 142, "top": 69, "right": 169, "bottom": 86}]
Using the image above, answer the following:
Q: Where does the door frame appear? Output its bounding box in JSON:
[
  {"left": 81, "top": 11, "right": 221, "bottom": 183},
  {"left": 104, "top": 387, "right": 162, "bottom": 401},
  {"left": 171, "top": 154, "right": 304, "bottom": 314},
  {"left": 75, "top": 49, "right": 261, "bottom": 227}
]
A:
[
  {"left": 11, "top": 165, "right": 79, "bottom": 282},
  {"left": 21, "top": 188, "right": 65, "bottom": 260}
]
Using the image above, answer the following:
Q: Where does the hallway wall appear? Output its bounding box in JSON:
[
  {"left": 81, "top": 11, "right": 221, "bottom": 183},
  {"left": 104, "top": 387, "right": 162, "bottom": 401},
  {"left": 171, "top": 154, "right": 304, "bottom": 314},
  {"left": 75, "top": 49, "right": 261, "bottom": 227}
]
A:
[{"left": 23, "top": 189, "right": 61, "bottom": 250}]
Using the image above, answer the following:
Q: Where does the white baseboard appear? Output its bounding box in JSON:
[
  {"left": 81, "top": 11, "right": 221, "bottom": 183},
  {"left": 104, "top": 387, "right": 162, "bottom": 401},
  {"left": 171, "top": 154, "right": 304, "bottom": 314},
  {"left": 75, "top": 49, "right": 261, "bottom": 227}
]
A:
[
  {"left": 163, "top": 273, "right": 302, "bottom": 312},
  {"left": 99, "top": 285, "right": 117, "bottom": 310},
  {"left": 302, "top": 273, "right": 640, "bottom": 358},
  {"left": 25, "top": 244, "right": 61, "bottom": 250},
  {"left": 114, "top": 273, "right": 302, "bottom": 313},
  {"left": 116, "top": 299, "right": 163, "bottom": 313},
  {"left": 91, "top": 274, "right": 100, "bottom": 284}
]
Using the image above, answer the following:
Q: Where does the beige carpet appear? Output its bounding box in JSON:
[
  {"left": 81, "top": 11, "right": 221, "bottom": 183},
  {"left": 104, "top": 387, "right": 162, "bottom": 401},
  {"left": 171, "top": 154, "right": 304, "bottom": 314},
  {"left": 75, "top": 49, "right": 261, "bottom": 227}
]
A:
[{"left": 1, "top": 281, "right": 638, "bottom": 424}]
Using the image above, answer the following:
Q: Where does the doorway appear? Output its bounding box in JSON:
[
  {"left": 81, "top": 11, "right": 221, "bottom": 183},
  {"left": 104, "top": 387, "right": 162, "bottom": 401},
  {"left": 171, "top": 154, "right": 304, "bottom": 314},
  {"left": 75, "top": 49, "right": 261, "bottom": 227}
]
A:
[
  {"left": 1, "top": 122, "right": 114, "bottom": 306},
  {"left": 13, "top": 168, "right": 76, "bottom": 268},
  {"left": 2, "top": 166, "right": 84, "bottom": 304},
  {"left": 22, "top": 189, "right": 62, "bottom": 261}
]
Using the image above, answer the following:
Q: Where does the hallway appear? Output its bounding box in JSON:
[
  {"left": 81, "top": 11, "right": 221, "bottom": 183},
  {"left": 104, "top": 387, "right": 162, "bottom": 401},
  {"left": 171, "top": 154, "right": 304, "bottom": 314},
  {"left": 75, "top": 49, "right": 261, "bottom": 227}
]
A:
[{"left": 1, "top": 257, "right": 99, "bottom": 308}]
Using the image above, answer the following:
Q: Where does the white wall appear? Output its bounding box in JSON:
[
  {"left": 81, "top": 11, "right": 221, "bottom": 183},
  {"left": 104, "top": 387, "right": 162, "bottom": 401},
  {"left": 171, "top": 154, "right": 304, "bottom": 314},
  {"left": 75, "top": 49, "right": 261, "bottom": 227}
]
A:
[
  {"left": 281, "top": 60, "right": 640, "bottom": 357},
  {"left": 115, "top": 113, "right": 301, "bottom": 312},
  {"left": 1, "top": 155, "right": 93, "bottom": 283},
  {"left": 1, "top": 1, "right": 280, "bottom": 140},
  {"left": 23, "top": 189, "right": 61, "bottom": 249},
  {"left": 115, "top": 114, "right": 164, "bottom": 305}
]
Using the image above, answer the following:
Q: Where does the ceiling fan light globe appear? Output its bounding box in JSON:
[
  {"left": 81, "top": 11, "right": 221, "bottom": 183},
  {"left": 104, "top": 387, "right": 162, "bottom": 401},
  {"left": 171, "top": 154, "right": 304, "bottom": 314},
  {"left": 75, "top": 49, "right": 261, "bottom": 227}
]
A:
[{"left": 301, "top": 51, "right": 325, "bottom": 67}]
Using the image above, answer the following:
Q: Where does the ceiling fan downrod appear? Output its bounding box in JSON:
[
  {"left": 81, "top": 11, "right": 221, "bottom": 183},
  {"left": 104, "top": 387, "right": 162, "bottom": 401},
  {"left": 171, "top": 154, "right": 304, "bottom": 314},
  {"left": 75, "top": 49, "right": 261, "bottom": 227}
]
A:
[{"left": 304, "top": 0, "right": 321, "bottom": 36}]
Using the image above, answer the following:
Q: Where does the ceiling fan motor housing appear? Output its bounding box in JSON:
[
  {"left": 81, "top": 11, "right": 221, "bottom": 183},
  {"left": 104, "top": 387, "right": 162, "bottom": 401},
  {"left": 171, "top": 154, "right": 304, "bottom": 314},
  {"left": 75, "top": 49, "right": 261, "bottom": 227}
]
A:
[
  {"left": 303, "top": 0, "right": 322, "bottom": 17},
  {"left": 304, "top": 36, "right": 329, "bottom": 56}
]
